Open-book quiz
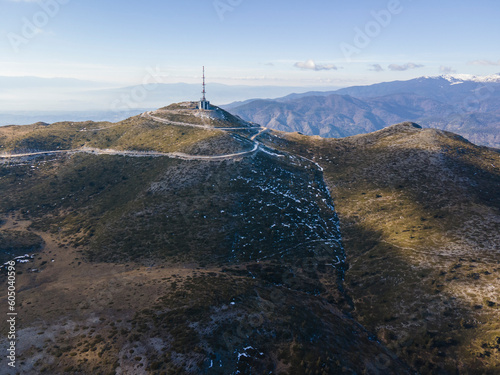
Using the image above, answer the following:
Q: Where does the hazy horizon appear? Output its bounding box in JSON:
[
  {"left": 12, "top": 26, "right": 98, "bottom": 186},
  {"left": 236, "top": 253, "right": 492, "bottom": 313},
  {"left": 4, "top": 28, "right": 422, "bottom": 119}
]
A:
[
  {"left": 1, "top": 71, "right": 499, "bottom": 120},
  {"left": 0, "top": 77, "right": 345, "bottom": 113}
]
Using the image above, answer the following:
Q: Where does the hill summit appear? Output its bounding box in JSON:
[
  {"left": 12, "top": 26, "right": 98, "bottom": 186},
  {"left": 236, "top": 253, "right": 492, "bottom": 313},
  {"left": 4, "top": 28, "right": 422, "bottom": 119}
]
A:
[{"left": 147, "top": 101, "right": 258, "bottom": 129}]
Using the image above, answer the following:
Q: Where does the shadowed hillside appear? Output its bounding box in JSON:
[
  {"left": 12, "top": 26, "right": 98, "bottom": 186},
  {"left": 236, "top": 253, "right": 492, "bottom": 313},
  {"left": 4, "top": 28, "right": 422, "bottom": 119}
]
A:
[{"left": 258, "top": 122, "right": 500, "bottom": 374}]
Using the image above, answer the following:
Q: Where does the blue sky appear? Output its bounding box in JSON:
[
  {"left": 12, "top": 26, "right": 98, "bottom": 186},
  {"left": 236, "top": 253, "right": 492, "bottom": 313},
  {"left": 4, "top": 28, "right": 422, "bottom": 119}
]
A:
[{"left": 1, "top": 0, "right": 499, "bottom": 87}]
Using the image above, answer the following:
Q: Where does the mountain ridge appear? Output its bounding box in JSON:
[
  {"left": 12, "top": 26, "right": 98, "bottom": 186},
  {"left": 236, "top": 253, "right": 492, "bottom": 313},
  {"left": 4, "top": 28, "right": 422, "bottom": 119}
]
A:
[{"left": 0, "top": 104, "right": 498, "bottom": 374}]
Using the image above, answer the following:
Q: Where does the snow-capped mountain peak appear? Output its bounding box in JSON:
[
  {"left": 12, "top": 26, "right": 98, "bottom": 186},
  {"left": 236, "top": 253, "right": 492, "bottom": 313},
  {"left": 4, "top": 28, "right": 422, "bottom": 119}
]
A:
[
  {"left": 420, "top": 74, "right": 500, "bottom": 83},
  {"left": 440, "top": 73, "right": 500, "bottom": 83}
]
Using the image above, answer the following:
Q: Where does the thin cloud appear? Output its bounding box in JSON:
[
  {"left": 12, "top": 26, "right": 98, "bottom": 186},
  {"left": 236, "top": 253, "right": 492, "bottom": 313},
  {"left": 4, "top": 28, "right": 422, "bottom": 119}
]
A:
[
  {"left": 294, "top": 59, "right": 338, "bottom": 71},
  {"left": 468, "top": 59, "right": 500, "bottom": 66},
  {"left": 369, "top": 64, "right": 384, "bottom": 72},
  {"left": 388, "top": 62, "right": 424, "bottom": 71},
  {"left": 439, "top": 66, "right": 456, "bottom": 74}
]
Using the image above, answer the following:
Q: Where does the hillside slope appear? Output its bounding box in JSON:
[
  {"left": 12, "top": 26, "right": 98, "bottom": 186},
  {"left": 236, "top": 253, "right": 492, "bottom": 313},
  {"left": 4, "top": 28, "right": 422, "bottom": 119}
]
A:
[
  {"left": 259, "top": 122, "right": 500, "bottom": 373},
  {"left": 1, "top": 103, "right": 499, "bottom": 373},
  {"left": 0, "top": 105, "right": 412, "bottom": 374}
]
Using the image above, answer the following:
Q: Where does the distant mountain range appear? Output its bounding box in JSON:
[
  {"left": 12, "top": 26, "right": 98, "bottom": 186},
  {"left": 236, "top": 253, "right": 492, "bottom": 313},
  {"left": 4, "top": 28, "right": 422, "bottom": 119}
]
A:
[
  {"left": 3, "top": 74, "right": 500, "bottom": 148},
  {"left": 225, "top": 75, "right": 500, "bottom": 148}
]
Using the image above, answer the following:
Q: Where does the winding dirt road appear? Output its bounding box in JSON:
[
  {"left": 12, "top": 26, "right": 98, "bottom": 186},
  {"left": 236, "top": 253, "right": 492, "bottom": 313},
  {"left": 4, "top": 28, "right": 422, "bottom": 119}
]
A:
[
  {"left": 0, "top": 145, "right": 260, "bottom": 162},
  {"left": 142, "top": 111, "right": 262, "bottom": 131},
  {"left": 1, "top": 110, "right": 270, "bottom": 162}
]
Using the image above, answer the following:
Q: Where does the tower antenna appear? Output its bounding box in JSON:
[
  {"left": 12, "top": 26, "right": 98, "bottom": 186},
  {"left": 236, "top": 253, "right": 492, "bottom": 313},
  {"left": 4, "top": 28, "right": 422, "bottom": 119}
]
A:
[
  {"left": 199, "top": 66, "right": 210, "bottom": 110},
  {"left": 202, "top": 66, "right": 206, "bottom": 102}
]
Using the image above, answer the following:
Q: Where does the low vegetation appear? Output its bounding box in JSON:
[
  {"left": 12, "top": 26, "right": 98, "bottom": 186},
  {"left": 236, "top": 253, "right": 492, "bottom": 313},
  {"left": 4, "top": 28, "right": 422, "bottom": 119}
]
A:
[
  {"left": 0, "top": 113, "right": 242, "bottom": 155},
  {"left": 0, "top": 110, "right": 498, "bottom": 374}
]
